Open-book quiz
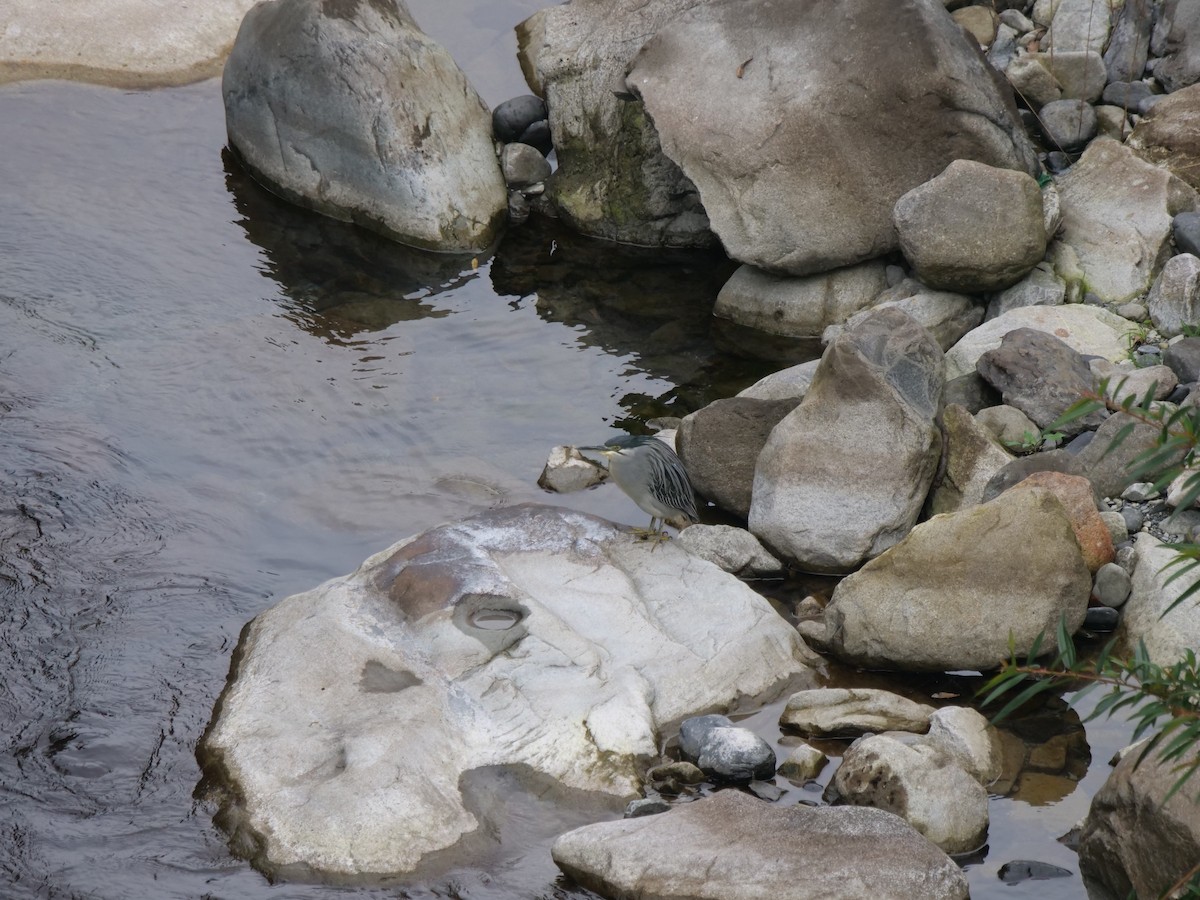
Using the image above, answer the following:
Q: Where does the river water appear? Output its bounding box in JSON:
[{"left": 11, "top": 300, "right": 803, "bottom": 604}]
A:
[{"left": 0, "top": 3, "right": 1132, "bottom": 898}]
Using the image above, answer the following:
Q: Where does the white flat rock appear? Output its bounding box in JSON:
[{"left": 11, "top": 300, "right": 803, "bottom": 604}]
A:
[
  {"left": 0, "top": 0, "right": 259, "bottom": 86},
  {"left": 200, "top": 504, "right": 811, "bottom": 877}
]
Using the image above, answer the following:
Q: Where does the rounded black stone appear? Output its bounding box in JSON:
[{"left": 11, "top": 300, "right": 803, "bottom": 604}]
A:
[
  {"left": 493, "top": 95, "right": 549, "bottom": 143},
  {"left": 1083, "top": 606, "right": 1120, "bottom": 632},
  {"left": 516, "top": 120, "right": 553, "bottom": 155},
  {"left": 1174, "top": 211, "right": 1200, "bottom": 257}
]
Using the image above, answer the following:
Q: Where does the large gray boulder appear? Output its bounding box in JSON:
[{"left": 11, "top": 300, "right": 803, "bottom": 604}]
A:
[
  {"left": 1129, "top": 84, "right": 1200, "bottom": 193},
  {"left": 551, "top": 789, "right": 970, "bottom": 900},
  {"left": 199, "top": 505, "right": 810, "bottom": 877},
  {"left": 516, "top": 0, "right": 712, "bottom": 247},
  {"left": 0, "top": 0, "right": 258, "bottom": 86},
  {"left": 893, "top": 160, "right": 1047, "bottom": 293},
  {"left": 750, "top": 308, "right": 944, "bottom": 573},
  {"left": 1147, "top": 253, "right": 1200, "bottom": 337},
  {"left": 1079, "top": 743, "right": 1200, "bottom": 899},
  {"left": 623, "top": 0, "right": 1039, "bottom": 275},
  {"left": 822, "top": 280, "right": 984, "bottom": 352},
  {"left": 1050, "top": 138, "right": 1199, "bottom": 304},
  {"left": 945, "top": 303, "right": 1136, "bottom": 380},
  {"left": 223, "top": 0, "right": 506, "bottom": 252},
  {"left": 677, "top": 396, "right": 801, "bottom": 519},
  {"left": 821, "top": 487, "right": 1092, "bottom": 671},
  {"left": 1121, "top": 533, "right": 1200, "bottom": 665},
  {"left": 1044, "top": 0, "right": 1113, "bottom": 54}
]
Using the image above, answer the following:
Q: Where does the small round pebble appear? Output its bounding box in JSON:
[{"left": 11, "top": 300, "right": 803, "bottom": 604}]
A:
[
  {"left": 1092, "top": 562, "right": 1132, "bottom": 608},
  {"left": 1120, "top": 506, "right": 1144, "bottom": 533}
]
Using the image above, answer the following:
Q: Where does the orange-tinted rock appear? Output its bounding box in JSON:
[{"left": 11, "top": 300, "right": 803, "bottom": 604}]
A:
[{"left": 1007, "top": 471, "right": 1114, "bottom": 572}]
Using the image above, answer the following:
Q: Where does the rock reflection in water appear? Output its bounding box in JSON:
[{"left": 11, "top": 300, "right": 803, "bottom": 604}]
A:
[
  {"left": 490, "top": 216, "right": 778, "bottom": 424},
  {"left": 223, "top": 147, "right": 467, "bottom": 339}
]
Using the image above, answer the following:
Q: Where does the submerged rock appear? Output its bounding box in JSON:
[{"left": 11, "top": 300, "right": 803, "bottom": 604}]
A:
[
  {"left": 199, "top": 505, "right": 809, "bottom": 877},
  {"left": 551, "top": 790, "right": 970, "bottom": 899},
  {"left": 223, "top": 0, "right": 506, "bottom": 252}
]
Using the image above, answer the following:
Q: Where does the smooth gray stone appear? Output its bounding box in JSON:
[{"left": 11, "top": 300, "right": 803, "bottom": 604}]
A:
[
  {"left": 1101, "top": 81, "right": 1153, "bottom": 109},
  {"left": 1093, "top": 561, "right": 1133, "bottom": 608},
  {"left": 1103, "top": 0, "right": 1155, "bottom": 84},
  {"left": 976, "top": 328, "right": 1107, "bottom": 435},
  {"left": 1163, "top": 336, "right": 1200, "bottom": 382},
  {"left": 493, "top": 94, "right": 548, "bottom": 143},
  {"left": 1174, "top": 211, "right": 1200, "bottom": 257},
  {"left": 695, "top": 725, "right": 776, "bottom": 782},
  {"left": 1039, "top": 99, "right": 1098, "bottom": 151},
  {"left": 678, "top": 714, "right": 734, "bottom": 760},
  {"left": 678, "top": 396, "right": 801, "bottom": 519}
]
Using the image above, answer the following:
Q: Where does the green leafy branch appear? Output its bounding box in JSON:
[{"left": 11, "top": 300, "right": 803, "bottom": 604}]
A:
[{"left": 982, "top": 374, "right": 1200, "bottom": 896}]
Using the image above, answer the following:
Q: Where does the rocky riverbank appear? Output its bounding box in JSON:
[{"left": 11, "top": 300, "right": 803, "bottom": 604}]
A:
[{"left": 14, "top": 0, "right": 1195, "bottom": 895}]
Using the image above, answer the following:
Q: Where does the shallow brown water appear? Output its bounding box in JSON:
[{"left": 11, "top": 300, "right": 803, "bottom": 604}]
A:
[{"left": 0, "top": 6, "right": 1134, "bottom": 898}]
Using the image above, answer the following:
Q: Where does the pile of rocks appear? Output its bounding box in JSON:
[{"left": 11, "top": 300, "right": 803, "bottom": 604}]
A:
[{"left": 200, "top": 0, "right": 1200, "bottom": 895}]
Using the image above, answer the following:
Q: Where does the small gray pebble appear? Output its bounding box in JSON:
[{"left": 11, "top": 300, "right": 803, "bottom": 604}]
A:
[
  {"left": 1122, "top": 482, "right": 1160, "bottom": 502},
  {"left": 1093, "top": 562, "right": 1132, "bottom": 608},
  {"left": 1120, "top": 506, "right": 1144, "bottom": 533}
]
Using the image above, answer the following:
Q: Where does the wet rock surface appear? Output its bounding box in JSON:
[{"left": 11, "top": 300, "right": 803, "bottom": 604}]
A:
[
  {"left": 200, "top": 505, "right": 809, "bottom": 876},
  {"left": 551, "top": 790, "right": 970, "bottom": 900}
]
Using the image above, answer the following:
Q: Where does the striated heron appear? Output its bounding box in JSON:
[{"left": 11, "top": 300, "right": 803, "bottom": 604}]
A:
[{"left": 578, "top": 435, "right": 698, "bottom": 540}]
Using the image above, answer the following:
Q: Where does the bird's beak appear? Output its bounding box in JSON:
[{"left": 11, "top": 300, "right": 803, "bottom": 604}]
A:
[{"left": 574, "top": 445, "right": 612, "bottom": 467}]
